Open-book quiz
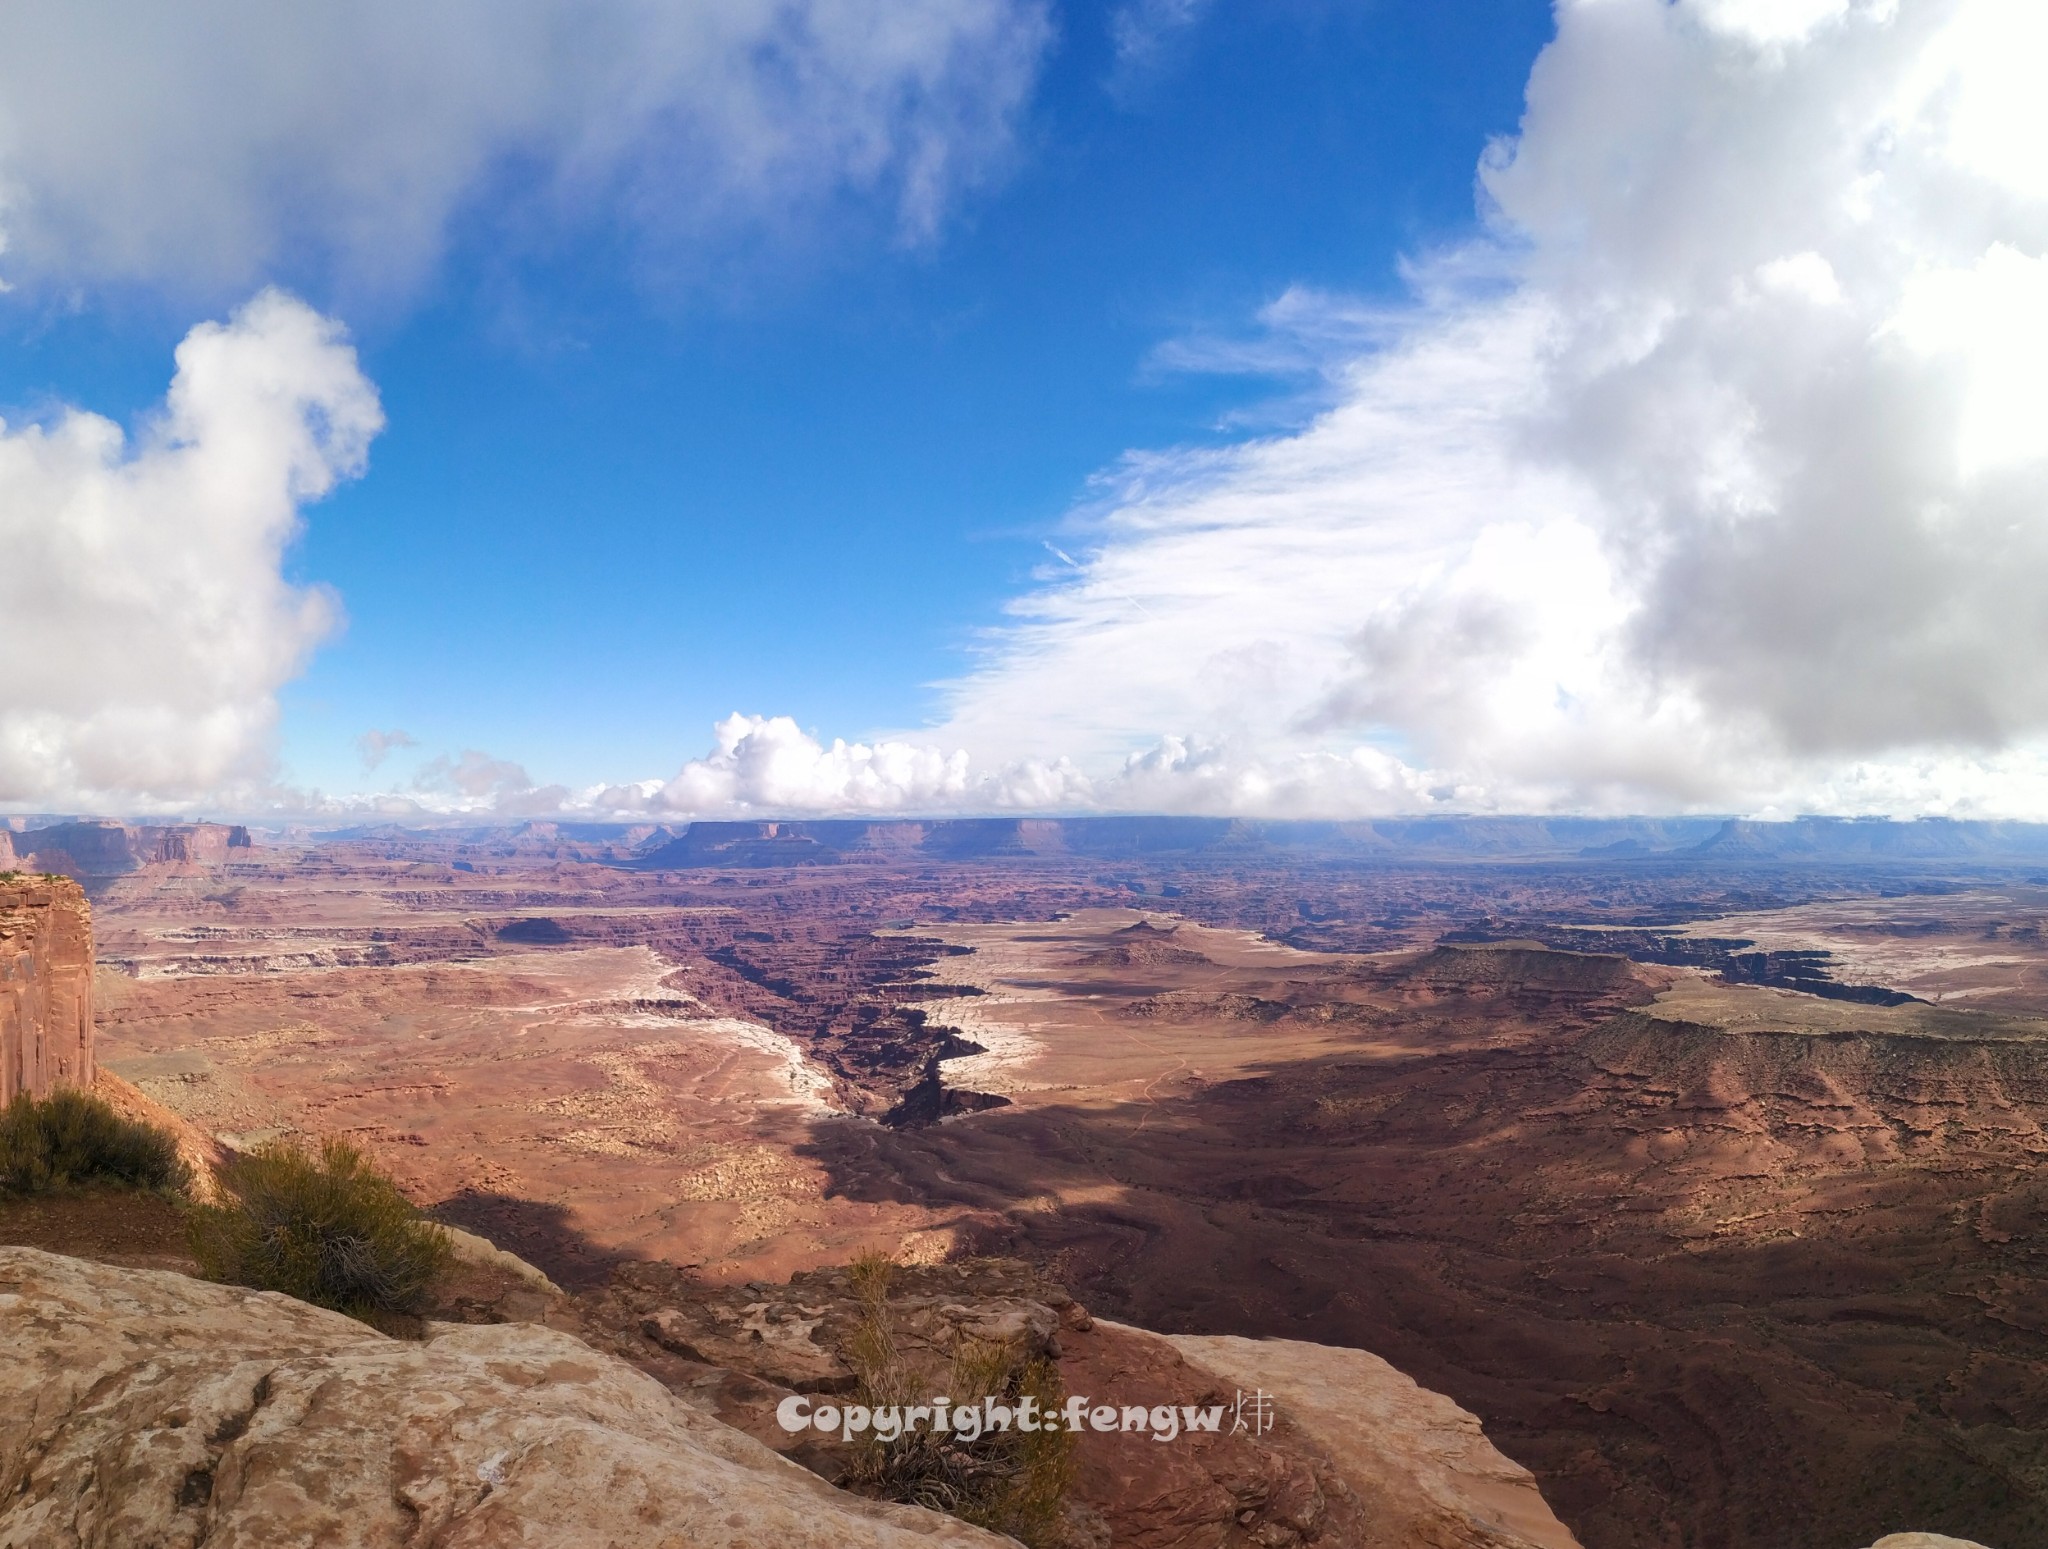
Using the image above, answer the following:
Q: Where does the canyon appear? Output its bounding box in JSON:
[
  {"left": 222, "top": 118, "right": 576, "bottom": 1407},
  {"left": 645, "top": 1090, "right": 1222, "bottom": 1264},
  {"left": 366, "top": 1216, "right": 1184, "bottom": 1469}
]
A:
[{"left": 9, "top": 816, "right": 2046, "bottom": 1547}]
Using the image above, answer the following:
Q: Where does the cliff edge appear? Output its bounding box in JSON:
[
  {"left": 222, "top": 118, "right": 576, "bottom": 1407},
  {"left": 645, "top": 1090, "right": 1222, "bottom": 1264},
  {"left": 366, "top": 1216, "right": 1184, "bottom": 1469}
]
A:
[
  {"left": 0, "top": 1247, "right": 1007, "bottom": 1549},
  {"left": 0, "top": 875, "right": 93, "bottom": 1104}
]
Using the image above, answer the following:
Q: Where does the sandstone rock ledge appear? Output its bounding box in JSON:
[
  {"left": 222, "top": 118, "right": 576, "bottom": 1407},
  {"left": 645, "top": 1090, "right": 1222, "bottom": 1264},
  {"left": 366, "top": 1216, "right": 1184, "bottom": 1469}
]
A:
[
  {"left": 1162, "top": 1333, "right": 1579, "bottom": 1549},
  {"left": 0, "top": 1247, "right": 1007, "bottom": 1549}
]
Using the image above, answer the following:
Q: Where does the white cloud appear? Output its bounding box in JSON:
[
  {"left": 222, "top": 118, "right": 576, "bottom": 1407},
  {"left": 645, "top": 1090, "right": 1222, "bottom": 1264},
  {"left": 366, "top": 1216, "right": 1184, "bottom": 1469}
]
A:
[
  {"left": 407, "top": 748, "right": 571, "bottom": 818},
  {"left": 416, "top": 749, "right": 540, "bottom": 801},
  {"left": 1107, "top": 0, "right": 1217, "bottom": 96},
  {"left": 604, "top": 713, "right": 1086, "bottom": 817},
  {"left": 0, "top": 0, "right": 1051, "bottom": 302},
  {"left": 0, "top": 290, "right": 379, "bottom": 809},
  {"left": 356, "top": 728, "right": 418, "bottom": 770},
  {"left": 28, "top": 0, "right": 2048, "bottom": 827},
  {"left": 923, "top": 0, "right": 2048, "bottom": 817},
  {"left": 1691, "top": 0, "right": 1858, "bottom": 47}
]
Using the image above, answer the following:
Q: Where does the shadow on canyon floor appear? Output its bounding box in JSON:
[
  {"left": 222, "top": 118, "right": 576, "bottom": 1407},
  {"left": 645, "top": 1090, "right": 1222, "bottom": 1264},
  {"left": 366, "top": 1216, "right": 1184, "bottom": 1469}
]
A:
[
  {"left": 798, "top": 1023, "right": 2048, "bottom": 1549},
  {"left": 431, "top": 1189, "right": 636, "bottom": 1293}
]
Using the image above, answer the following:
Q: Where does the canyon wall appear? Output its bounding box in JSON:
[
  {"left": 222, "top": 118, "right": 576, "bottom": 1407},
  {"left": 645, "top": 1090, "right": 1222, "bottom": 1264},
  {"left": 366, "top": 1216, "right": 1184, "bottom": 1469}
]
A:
[
  {"left": 11, "top": 820, "right": 251, "bottom": 880},
  {"left": 0, "top": 875, "right": 94, "bottom": 1104}
]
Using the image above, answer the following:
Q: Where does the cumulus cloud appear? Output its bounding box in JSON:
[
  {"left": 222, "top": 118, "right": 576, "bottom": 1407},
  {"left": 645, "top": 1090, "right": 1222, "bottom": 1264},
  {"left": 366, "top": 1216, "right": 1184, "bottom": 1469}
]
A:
[
  {"left": 583, "top": 713, "right": 1086, "bottom": 818},
  {"left": 932, "top": 0, "right": 2048, "bottom": 817},
  {"left": 0, "top": 289, "right": 380, "bottom": 809},
  {"left": 535, "top": 715, "right": 1431, "bottom": 822},
  {"left": 0, "top": 0, "right": 1050, "bottom": 302}
]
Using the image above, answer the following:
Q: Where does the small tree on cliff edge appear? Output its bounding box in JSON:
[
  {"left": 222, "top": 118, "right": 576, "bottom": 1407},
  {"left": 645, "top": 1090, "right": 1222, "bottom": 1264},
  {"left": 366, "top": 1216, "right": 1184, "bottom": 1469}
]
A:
[{"left": 188, "top": 1136, "right": 450, "bottom": 1328}]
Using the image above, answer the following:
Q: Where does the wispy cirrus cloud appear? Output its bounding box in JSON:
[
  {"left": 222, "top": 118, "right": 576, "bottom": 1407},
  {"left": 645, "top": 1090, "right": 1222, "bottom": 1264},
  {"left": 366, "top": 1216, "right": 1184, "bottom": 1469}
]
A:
[
  {"left": 1105, "top": 0, "right": 1218, "bottom": 99},
  {"left": 927, "top": 0, "right": 2048, "bottom": 818}
]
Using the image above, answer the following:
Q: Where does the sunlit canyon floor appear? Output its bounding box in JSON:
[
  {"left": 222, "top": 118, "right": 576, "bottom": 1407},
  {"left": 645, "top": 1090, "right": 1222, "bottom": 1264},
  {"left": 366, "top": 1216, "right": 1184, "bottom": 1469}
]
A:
[{"left": 88, "top": 836, "right": 2048, "bottom": 1549}]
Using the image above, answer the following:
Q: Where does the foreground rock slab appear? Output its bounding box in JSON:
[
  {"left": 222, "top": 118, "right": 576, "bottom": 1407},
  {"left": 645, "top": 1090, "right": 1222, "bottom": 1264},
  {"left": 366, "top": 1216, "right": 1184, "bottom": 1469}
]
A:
[
  {"left": 1165, "top": 1332, "right": 1580, "bottom": 1549},
  {"left": 569, "top": 1255, "right": 1582, "bottom": 1548},
  {"left": 0, "top": 1247, "right": 1007, "bottom": 1549}
]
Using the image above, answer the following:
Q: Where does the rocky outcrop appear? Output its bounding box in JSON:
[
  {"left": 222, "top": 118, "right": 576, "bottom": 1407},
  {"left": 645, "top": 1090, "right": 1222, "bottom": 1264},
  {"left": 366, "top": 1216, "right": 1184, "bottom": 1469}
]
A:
[
  {"left": 0, "top": 1247, "right": 1009, "bottom": 1549},
  {"left": 0, "top": 876, "right": 93, "bottom": 1104},
  {"left": 436, "top": 1222, "right": 562, "bottom": 1295},
  {"left": 1165, "top": 1332, "right": 1580, "bottom": 1549},
  {"left": 568, "top": 1257, "right": 1582, "bottom": 1549},
  {"left": 140, "top": 822, "right": 251, "bottom": 865}
]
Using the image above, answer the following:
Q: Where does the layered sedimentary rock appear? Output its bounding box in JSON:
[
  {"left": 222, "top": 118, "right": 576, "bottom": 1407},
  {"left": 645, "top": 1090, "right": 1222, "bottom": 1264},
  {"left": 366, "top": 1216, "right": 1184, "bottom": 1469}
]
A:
[
  {"left": 0, "top": 1248, "right": 1008, "bottom": 1549},
  {"left": 0, "top": 876, "right": 93, "bottom": 1104},
  {"left": 139, "top": 822, "right": 251, "bottom": 865},
  {"left": 13, "top": 820, "right": 251, "bottom": 880}
]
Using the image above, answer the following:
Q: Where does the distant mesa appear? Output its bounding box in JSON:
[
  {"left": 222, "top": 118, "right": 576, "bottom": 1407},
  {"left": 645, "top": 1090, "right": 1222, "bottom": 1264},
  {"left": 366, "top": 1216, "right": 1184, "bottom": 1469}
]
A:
[
  {"left": 1446, "top": 927, "right": 1922, "bottom": 1007},
  {"left": 4, "top": 819, "right": 251, "bottom": 883},
  {"left": 1403, "top": 943, "right": 1640, "bottom": 994},
  {"left": 608, "top": 814, "right": 2048, "bottom": 869},
  {"left": 1686, "top": 815, "right": 2048, "bottom": 859}
]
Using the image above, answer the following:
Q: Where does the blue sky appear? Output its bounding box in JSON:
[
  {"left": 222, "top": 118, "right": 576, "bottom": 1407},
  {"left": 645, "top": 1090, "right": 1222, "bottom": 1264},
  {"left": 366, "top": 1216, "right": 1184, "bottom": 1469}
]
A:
[
  {"left": 3, "top": 1, "right": 2046, "bottom": 820},
  {"left": 0, "top": 0, "right": 1553, "bottom": 801}
]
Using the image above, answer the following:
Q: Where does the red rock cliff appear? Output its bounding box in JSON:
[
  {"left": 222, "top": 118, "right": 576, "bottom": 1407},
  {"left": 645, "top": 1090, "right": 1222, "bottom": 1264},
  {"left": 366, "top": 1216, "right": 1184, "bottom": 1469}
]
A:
[{"left": 0, "top": 876, "right": 95, "bottom": 1104}]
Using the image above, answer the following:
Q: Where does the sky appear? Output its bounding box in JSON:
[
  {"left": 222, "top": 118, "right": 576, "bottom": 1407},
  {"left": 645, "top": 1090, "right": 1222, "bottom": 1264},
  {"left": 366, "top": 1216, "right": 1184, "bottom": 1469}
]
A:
[{"left": 2, "top": 0, "right": 2046, "bottom": 822}]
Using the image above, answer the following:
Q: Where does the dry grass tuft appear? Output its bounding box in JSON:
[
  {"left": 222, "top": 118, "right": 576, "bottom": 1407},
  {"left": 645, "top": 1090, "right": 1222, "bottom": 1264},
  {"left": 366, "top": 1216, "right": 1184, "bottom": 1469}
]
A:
[{"left": 842, "top": 1252, "right": 1076, "bottom": 1547}]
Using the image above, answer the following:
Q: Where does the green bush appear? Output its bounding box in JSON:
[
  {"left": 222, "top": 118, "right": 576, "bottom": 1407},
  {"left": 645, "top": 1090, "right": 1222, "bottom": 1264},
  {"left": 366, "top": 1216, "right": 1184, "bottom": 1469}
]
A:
[
  {"left": 0, "top": 1089, "right": 191, "bottom": 1195},
  {"left": 187, "top": 1137, "right": 450, "bottom": 1326}
]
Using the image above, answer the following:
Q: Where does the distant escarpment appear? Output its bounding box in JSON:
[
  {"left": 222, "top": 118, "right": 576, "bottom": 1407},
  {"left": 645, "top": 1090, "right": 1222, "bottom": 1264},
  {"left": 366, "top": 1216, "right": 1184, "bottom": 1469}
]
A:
[
  {"left": 9, "top": 819, "right": 251, "bottom": 883},
  {"left": 608, "top": 813, "right": 2048, "bottom": 868},
  {"left": 0, "top": 875, "right": 94, "bottom": 1104}
]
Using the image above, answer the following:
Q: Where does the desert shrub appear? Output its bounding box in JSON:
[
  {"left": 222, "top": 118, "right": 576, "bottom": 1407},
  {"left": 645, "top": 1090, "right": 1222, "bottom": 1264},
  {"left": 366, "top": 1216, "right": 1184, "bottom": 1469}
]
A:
[
  {"left": 842, "top": 1252, "right": 1076, "bottom": 1548},
  {"left": 0, "top": 1089, "right": 191, "bottom": 1195},
  {"left": 187, "top": 1136, "right": 450, "bottom": 1325}
]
